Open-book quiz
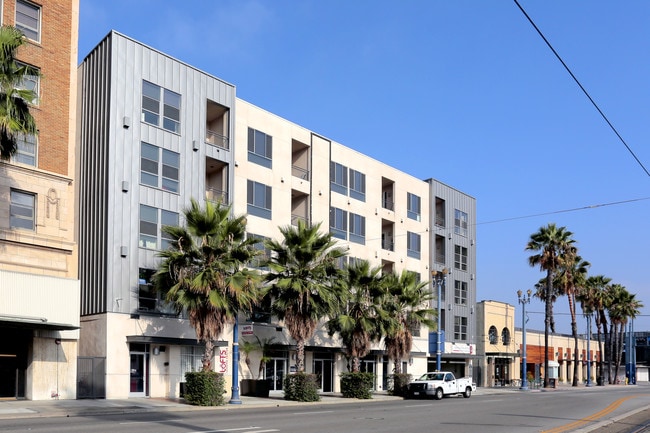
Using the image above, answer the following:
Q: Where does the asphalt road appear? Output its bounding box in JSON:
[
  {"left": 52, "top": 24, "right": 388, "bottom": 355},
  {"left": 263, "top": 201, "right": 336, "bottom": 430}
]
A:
[{"left": 0, "top": 386, "right": 648, "bottom": 433}]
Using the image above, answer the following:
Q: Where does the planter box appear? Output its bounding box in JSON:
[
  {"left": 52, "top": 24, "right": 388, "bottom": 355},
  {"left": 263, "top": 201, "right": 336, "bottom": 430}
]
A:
[{"left": 240, "top": 379, "right": 271, "bottom": 397}]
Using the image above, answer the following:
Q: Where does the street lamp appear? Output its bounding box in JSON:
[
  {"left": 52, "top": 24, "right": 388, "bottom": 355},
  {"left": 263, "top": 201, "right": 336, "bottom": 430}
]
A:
[
  {"left": 517, "top": 289, "right": 532, "bottom": 391},
  {"left": 432, "top": 268, "right": 448, "bottom": 372},
  {"left": 229, "top": 319, "right": 242, "bottom": 404},
  {"left": 585, "top": 313, "right": 593, "bottom": 387}
]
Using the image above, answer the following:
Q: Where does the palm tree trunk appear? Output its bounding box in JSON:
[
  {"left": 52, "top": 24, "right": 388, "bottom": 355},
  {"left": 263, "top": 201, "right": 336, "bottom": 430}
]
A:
[
  {"left": 203, "top": 339, "right": 214, "bottom": 371},
  {"left": 394, "top": 359, "right": 401, "bottom": 374},
  {"left": 569, "top": 293, "right": 579, "bottom": 387},
  {"left": 596, "top": 320, "right": 604, "bottom": 386},
  {"left": 296, "top": 339, "right": 305, "bottom": 372},
  {"left": 351, "top": 356, "right": 360, "bottom": 373},
  {"left": 544, "top": 271, "right": 552, "bottom": 388},
  {"left": 614, "top": 324, "right": 625, "bottom": 384}
]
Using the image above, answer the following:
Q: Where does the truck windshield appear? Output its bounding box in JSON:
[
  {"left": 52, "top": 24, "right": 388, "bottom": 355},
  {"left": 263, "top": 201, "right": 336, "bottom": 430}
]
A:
[{"left": 419, "top": 373, "right": 445, "bottom": 381}]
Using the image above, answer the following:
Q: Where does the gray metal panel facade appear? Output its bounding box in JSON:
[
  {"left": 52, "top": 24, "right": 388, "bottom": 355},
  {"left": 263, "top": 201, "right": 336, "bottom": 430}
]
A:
[
  {"left": 79, "top": 31, "right": 236, "bottom": 316},
  {"left": 427, "top": 179, "right": 477, "bottom": 346}
]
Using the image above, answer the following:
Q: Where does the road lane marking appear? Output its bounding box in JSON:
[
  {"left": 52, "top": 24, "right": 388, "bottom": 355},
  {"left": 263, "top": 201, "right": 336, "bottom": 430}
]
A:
[
  {"left": 186, "top": 428, "right": 262, "bottom": 433},
  {"left": 293, "top": 410, "right": 335, "bottom": 415},
  {"left": 542, "top": 395, "right": 644, "bottom": 433}
]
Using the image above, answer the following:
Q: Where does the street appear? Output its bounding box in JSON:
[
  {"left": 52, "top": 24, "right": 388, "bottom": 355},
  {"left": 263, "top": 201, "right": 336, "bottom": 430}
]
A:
[{"left": 0, "top": 386, "right": 649, "bottom": 433}]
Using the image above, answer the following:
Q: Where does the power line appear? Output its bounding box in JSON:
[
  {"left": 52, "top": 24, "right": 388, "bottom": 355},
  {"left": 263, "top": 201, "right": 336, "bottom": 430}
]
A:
[
  {"left": 514, "top": 0, "right": 650, "bottom": 178},
  {"left": 477, "top": 196, "right": 650, "bottom": 225}
]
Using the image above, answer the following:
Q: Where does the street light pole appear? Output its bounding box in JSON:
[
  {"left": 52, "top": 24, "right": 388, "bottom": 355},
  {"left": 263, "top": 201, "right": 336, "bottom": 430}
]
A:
[
  {"left": 586, "top": 313, "right": 593, "bottom": 387},
  {"left": 229, "top": 319, "right": 242, "bottom": 404},
  {"left": 517, "top": 289, "right": 531, "bottom": 391},
  {"left": 432, "top": 268, "right": 448, "bottom": 372}
]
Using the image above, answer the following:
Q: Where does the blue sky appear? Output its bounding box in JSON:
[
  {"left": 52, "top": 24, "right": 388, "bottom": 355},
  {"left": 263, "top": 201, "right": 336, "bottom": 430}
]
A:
[{"left": 78, "top": 1, "right": 650, "bottom": 334}]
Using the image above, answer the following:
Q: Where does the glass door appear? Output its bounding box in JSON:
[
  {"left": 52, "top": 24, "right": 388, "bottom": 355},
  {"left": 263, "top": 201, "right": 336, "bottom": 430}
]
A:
[
  {"left": 129, "top": 343, "right": 149, "bottom": 397},
  {"left": 265, "top": 358, "right": 286, "bottom": 391},
  {"left": 313, "top": 359, "right": 334, "bottom": 392}
]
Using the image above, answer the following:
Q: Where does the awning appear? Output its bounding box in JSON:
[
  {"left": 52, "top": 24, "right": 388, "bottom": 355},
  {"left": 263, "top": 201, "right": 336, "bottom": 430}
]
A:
[
  {"left": 126, "top": 335, "right": 227, "bottom": 346},
  {"left": 0, "top": 315, "right": 79, "bottom": 331}
]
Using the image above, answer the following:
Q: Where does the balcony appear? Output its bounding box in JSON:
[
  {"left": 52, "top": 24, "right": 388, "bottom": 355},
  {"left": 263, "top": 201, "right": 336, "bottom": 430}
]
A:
[
  {"left": 381, "top": 239, "right": 394, "bottom": 251},
  {"left": 292, "top": 165, "right": 310, "bottom": 180},
  {"left": 206, "top": 129, "right": 229, "bottom": 150},
  {"left": 206, "top": 187, "right": 229, "bottom": 205},
  {"left": 291, "top": 214, "right": 309, "bottom": 226},
  {"left": 206, "top": 100, "right": 230, "bottom": 150}
]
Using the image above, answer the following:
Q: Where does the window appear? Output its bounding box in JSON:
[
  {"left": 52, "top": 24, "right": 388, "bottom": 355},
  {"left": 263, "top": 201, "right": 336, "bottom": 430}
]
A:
[
  {"left": 248, "top": 233, "right": 271, "bottom": 270},
  {"left": 139, "top": 205, "right": 179, "bottom": 250},
  {"left": 247, "top": 180, "right": 272, "bottom": 219},
  {"left": 138, "top": 268, "right": 175, "bottom": 314},
  {"left": 454, "top": 316, "right": 467, "bottom": 341},
  {"left": 16, "top": 62, "right": 39, "bottom": 105},
  {"left": 501, "top": 328, "right": 511, "bottom": 345},
  {"left": 10, "top": 189, "right": 35, "bottom": 230},
  {"left": 140, "top": 142, "right": 180, "bottom": 192},
  {"left": 454, "top": 280, "right": 467, "bottom": 305},
  {"left": 349, "top": 212, "right": 365, "bottom": 244},
  {"left": 454, "top": 209, "right": 468, "bottom": 237},
  {"left": 142, "top": 81, "right": 181, "bottom": 133},
  {"left": 407, "top": 193, "right": 421, "bottom": 221},
  {"left": 330, "top": 162, "right": 348, "bottom": 195},
  {"left": 329, "top": 207, "right": 347, "bottom": 240},
  {"left": 488, "top": 326, "right": 498, "bottom": 344},
  {"left": 247, "top": 128, "right": 272, "bottom": 168},
  {"left": 407, "top": 231, "right": 421, "bottom": 259},
  {"left": 349, "top": 169, "right": 365, "bottom": 202},
  {"left": 180, "top": 346, "right": 204, "bottom": 380},
  {"left": 16, "top": 0, "right": 40, "bottom": 42},
  {"left": 12, "top": 133, "right": 37, "bottom": 166},
  {"left": 454, "top": 245, "right": 468, "bottom": 271}
]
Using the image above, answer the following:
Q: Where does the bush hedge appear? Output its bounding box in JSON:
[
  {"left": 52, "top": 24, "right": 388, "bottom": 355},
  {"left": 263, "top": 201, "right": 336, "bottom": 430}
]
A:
[
  {"left": 340, "top": 372, "right": 375, "bottom": 399},
  {"left": 387, "top": 373, "right": 412, "bottom": 397},
  {"left": 283, "top": 372, "right": 320, "bottom": 402},
  {"left": 183, "top": 371, "right": 226, "bottom": 406}
]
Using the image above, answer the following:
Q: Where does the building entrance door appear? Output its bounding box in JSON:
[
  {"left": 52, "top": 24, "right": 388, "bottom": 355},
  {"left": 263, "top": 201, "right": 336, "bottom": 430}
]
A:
[
  {"left": 129, "top": 343, "right": 149, "bottom": 397},
  {"left": 313, "top": 356, "right": 333, "bottom": 392},
  {"left": 265, "top": 358, "right": 286, "bottom": 391}
]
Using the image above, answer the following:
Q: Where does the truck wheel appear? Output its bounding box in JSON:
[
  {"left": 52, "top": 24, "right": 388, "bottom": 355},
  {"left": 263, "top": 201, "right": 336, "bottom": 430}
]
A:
[
  {"left": 434, "top": 388, "right": 444, "bottom": 400},
  {"left": 463, "top": 387, "right": 472, "bottom": 398}
]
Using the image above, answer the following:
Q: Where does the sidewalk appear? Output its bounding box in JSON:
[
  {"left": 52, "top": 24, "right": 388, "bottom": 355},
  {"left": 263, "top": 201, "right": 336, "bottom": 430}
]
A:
[{"left": 0, "top": 384, "right": 602, "bottom": 420}]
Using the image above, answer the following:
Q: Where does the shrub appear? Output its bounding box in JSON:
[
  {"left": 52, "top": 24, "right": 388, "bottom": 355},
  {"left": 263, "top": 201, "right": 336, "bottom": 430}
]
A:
[
  {"left": 183, "top": 371, "right": 226, "bottom": 406},
  {"left": 387, "top": 373, "right": 412, "bottom": 397},
  {"left": 283, "top": 372, "right": 320, "bottom": 402},
  {"left": 340, "top": 372, "right": 375, "bottom": 399}
]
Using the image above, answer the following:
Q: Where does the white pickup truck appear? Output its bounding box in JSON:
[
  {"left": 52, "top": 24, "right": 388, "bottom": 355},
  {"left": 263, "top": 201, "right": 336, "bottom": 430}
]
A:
[{"left": 406, "top": 371, "right": 476, "bottom": 400}]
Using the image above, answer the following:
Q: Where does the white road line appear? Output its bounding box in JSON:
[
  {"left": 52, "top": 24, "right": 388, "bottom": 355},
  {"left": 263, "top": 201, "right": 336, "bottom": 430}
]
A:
[
  {"left": 293, "top": 410, "right": 335, "bottom": 415},
  {"left": 403, "top": 404, "right": 433, "bottom": 408},
  {"left": 187, "top": 428, "right": 262, "bottom": 433},
  {"left": 119, "top": 419, "right": 183, "bottom": 424}
]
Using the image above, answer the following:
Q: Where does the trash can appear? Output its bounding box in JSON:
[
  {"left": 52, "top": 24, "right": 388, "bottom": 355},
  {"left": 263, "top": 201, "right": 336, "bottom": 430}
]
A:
[{"left": 549, "top": 378, "right": 556, "bottom": 388}]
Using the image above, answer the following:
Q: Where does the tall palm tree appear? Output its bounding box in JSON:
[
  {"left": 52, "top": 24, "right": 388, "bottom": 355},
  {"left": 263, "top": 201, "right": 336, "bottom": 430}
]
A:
[
  {"left": 264, "top": 220, "right": 347, "bottom": 372},
  {"left": 154, "top": 198, "right": 262, "bottom": 371},
  {"left": 382, "top": 270, "right": 435, "bottom": 374},
  {"left": 556, "top": 250, "right": 590, "bottom": 386},
  {"left": 607, "top": 285, "right": 643, "bottom": 383},
  {"left": 526, "top": 223, "right": 575, "bottom": 388},
  {"left": 580, "top": 275, "right": 612, "bottom": 385},
  {"left": 327, "top": 260, "right": 387, "bottom": 373},
  {"left": 0, "top": 25, "right": 39, "bottom": 160}
]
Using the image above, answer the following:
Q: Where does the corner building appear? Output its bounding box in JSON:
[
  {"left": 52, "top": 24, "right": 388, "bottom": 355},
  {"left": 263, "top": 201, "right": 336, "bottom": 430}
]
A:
[
  {"left": 78, "top": 31, "right": 476, "bottom": 398},
  {"left": 0, "top": 0, "right": 80, "bottom": 400}
]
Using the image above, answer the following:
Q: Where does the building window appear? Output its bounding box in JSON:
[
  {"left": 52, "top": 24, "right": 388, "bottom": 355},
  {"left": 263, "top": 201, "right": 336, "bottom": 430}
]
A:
[
  {"left": 329, "top": 207, "right": 347, "bottom": 240},
  {"left": 349, "top": 212, "right": 365, "bottom": 245},
  {"left": 488, "top": 326, "right": 498, "bottom": 344},
  {"left": 16, "top": 62, "right": 39, "bottom": 105},
  {"left": 454, "top": 316, "right": 467, "bottom": 341},
  {"left": 141, "top": 80, "right": 181, "bottom": 133},
  {"left": 454, "top": 245, "right": 468, "bottom": 271},
  {"left": 407, "top": 231, "right": 421, "bottom": 259},
  {"left": 501, "top": 328, "right": 511, "bottom": 345},
  {"left": 349, "top": 168, "right": 365, "bottom": 202},
  {"left": 407, "top": 193, "right": 421, "bottom": 221},
  {"left": 139, "top": 205, "right": 178, "bottom": 250},
  {"left": 140, "top": 142, "right": 180, "bottom": 193},
  {"left": 12, "top": 133, "right": 37, "bottom": 166},
  {"left": 247, "top": 233, "right": 271, "bottom": 270},
  {"left": 10, "top": 189, "right": 35, "bottom": 230},
  {"left": 138, "top": 268, "right": 175, "bottom": 314},
  {"left": 330, "top": 161, "right": 348, "bottom": 195},
  {"left": 247, "top": 180, "right": 272, "bottom": 219},
  {"left": 454, "top": 280, "right": 467, "bottom": 305},
  {"left": 247, "top": 128, "right": 272, "bottom": 168},
  {"left": 180, "top": 346, "right": 204, "bottom": 380},
  {"left": 15, "top": 0, "right": 40, "bottom": 42},
  {"left": 454, "top": 209, "right": 468, "bottom": 237}
]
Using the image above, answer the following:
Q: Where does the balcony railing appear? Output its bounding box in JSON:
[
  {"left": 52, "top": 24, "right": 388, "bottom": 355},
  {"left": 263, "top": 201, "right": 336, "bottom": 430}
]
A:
[
  {"left": 291, "top": 214, "right": 309, "bottom": 226},
  {"left": 206, "top": 187, "right": 229, "bottom": 205},
  {"left": 381, "top": 239, "right": 394, "bottom": 251},
  {"left": 292, "top": 165, "right": 310, "bottom": 180},
  {"left": 435, "top": 215, "right": 445, "bottom": 227},
  {"left": 205, "top": 129, "right": 229, "bottom": 150},
  {"left": 435, "top": 252, "right": 446, "bottom": 263},
  {"left": 382, "top": 198, "right": 394, "bottom": 211}
]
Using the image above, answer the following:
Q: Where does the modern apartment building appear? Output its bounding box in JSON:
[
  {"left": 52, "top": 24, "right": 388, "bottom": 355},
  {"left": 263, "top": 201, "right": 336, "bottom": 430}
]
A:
[
  {"left": 0, "top": 0, "right": 80, "bottom": 400},
  {"left": 77, "top": 31, "right": 477, "bottom": 398}
]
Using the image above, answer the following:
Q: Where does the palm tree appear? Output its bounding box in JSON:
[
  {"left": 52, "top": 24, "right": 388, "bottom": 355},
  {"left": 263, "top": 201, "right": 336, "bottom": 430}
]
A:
[
  {"left": 556, "top": 250, "right": 590, "bottom": 386},
  {"left": 0, "top": 25, "right": 39, "bottom": 160},
  {"left": 382, "top": 270, "right": 435, "bottom": 374},
  {"left": 154, "top": 198, "right": 262, "bottom": 371},
  {"left": 607, "top": 285, "right": 643, "bottom": 383},
  {"left": 264, "top": 220, "right": 347, "bottom": 372},
  {"left": 327, "top": 260, "right": 387, "bottom": 373},
  {"left": 526, "top": 223, "right": 575, "bottom": 388},
  {"left": 580, "top": 275, "right": 612, "bottom": 385}
]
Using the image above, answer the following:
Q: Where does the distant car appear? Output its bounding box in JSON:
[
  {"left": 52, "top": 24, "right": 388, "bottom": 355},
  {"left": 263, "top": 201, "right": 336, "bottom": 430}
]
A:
[{"left": 406, "top": 371, "right": 476, "bottom": 400}]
